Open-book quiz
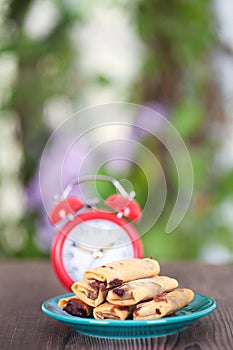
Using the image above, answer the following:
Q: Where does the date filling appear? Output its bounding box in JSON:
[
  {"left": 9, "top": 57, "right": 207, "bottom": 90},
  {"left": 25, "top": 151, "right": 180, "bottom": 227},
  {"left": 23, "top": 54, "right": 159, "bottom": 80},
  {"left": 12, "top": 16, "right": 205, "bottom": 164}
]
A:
[{"left": 64, "top": 299, "right": 88, "bottom": 317}]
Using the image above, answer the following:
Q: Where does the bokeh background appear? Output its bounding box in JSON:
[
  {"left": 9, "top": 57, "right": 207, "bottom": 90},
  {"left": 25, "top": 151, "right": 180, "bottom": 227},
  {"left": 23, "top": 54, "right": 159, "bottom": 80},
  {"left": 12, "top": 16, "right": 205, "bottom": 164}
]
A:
[{"left": 0, "top": 0, "right": 233, "bottom": 263}]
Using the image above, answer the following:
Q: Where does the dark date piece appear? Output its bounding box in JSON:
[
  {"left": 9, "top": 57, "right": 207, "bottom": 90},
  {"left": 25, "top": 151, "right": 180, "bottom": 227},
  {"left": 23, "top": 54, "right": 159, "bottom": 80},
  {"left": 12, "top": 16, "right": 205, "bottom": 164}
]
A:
[
  {"left": 113, "top": 288, "right": 126, "bottom": 297},
  {"left": 64, "top": 299, "right": 88, "bottom": 317},
  {"left": 108, "top": 278, "right": 123, "bottom": 288}
]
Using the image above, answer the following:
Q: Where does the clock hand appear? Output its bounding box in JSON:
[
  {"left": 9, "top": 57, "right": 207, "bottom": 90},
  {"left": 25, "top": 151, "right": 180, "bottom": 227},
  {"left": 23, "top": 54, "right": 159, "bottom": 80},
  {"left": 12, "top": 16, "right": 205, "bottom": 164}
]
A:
[
  {"left": 100, "top": 242, "right": 114, "bottom": 253},
  {"left": 92, "top": 242, "right": 114, "bottom": 258},
  {"left": 77, "top": 245, "right": 94, "bottom": 254},
  {"left": 72, "top": 241, "right": 94, "bottom": 255}
]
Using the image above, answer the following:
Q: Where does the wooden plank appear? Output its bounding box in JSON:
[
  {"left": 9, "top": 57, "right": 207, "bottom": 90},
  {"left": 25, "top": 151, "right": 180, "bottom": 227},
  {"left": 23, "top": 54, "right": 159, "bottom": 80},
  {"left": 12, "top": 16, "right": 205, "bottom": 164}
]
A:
[{"left": 0, "top": 261, "right": 232, "bottom": 350}]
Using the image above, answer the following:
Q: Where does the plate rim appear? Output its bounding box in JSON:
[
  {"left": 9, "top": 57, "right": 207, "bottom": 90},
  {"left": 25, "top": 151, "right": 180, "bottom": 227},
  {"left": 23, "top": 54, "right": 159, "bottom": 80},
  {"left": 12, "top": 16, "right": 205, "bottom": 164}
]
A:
[{"left": 41, "top": 292, "right": 217, "bottom": 326}]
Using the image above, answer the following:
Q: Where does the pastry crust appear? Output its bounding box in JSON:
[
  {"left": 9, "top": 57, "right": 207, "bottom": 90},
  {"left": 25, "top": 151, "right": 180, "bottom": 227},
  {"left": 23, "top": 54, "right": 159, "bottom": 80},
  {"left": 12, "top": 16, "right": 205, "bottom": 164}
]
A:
[
  {"left": 93, "top": 302, "right": 134, "bottom": 320},
  {"left": 133, "top": 288, "right": 195, "bottom": 320},
  {"left": 58, "top": 259, "right": 195, "bottom": 321},
  {"left": 107, "top": 276, "right": 178, "bottom": 306},
  {"left": 84, "top": 258, "right": 160, "bottom": 289},
  {"left": 71, "top": 279, "right": 107, "bottom": 307},
  {"left": 58, "top": 295, "right": 77, "bottom": 309}
]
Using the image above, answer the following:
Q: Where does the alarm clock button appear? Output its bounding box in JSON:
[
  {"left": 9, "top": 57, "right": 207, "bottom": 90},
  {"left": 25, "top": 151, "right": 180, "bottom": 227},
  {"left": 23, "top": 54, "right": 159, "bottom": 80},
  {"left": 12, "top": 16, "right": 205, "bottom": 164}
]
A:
[
  {"left": 50, "top": 197, "right": 84, "bottom": 224},
  {"left": 105, "top": 194, "right": 142, "bottom": 222}
]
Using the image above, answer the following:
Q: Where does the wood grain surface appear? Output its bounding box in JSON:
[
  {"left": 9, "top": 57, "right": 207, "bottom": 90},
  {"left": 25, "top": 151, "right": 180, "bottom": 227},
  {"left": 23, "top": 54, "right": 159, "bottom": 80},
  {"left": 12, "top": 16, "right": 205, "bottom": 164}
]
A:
[{"left": 0, "top": 260, "right": 232, "bottom": 350}]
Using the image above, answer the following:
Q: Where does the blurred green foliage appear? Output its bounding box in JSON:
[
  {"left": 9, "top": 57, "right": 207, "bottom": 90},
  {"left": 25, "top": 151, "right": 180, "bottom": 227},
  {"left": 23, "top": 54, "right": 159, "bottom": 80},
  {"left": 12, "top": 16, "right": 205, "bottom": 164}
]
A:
[
  {"left": 0, "top": 0, "right": 81, "bottom": 257},
  {"left": 0, "top": 0, "right": 232, "bottom": 262},
  {"left": 1, "top": 0, "right": 80, "bottom": 182},
  {"left": 133, "top": 0, "right": 233, "bottom": 261}
]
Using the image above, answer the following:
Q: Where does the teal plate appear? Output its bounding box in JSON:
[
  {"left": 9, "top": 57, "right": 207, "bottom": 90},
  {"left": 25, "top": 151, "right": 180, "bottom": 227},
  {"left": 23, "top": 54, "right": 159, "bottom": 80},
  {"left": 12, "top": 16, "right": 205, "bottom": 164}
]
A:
[{"left": 42, "top": 293, "right": 216, "bottom": 339}]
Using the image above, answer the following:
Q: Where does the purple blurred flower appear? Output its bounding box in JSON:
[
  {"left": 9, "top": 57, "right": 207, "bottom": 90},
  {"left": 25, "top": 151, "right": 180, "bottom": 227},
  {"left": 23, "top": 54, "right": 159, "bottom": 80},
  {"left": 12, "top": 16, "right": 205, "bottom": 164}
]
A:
[
  {"left": 26, "top": 102, "right": 168, "bottom": 252},
  {"left": 26, "top": 133, "right": 90, "bottom": 252},
  {"left": 103, "top": 103, "right": 168, "bottom": 174},
  {"left": 132, "top": 102, "right": 168, "bottom": 140}
]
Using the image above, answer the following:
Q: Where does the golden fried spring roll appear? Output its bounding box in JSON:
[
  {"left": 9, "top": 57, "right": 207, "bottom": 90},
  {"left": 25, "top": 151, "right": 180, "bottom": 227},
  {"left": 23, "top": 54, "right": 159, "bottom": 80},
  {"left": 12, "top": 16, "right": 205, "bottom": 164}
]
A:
[
  {"left": 58, "top": 296, "right": 93, "bottom": 317},
  {"left": 84, "top": 258, "right": 160, "bottom": 289},
  {"left": 107, "top": 276, "right": 178, "bottom": 306},
  {"left": 71, "top": 279, "right": 107, "bottom": 307},
  {"left": 93, "top": 302, "right": 134, "bottom": 320},
  {"left": 133, "top": 288, "right": 194, "bottom": 320}
]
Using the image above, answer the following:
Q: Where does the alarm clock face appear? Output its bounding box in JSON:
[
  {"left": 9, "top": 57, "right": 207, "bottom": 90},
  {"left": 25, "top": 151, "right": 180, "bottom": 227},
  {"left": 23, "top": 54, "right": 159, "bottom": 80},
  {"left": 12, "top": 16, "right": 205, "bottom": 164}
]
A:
[{"left": 62, "top": 218, "right": 134, "bottom": 282}]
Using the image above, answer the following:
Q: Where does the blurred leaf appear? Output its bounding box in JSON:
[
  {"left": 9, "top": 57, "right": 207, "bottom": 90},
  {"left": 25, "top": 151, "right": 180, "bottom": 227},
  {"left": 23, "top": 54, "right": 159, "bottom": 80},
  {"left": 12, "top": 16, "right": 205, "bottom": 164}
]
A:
[
  {"left": 172, "top": 101, "right": 204, "bottom": 138},
  {"left": 214, "top": 170, "right": 233, "bottom": 202}
]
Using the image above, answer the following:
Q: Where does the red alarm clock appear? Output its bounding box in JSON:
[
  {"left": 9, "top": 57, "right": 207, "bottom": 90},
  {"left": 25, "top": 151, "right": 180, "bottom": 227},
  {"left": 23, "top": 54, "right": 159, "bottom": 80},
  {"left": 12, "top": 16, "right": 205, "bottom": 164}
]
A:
[{"left": 49, "top": 175, "right": 143, "bottom": 290}]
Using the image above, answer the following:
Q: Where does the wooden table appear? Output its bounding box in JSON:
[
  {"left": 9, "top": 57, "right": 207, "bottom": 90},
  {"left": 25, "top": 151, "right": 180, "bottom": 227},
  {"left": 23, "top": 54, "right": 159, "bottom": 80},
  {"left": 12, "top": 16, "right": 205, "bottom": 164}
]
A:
[{"left": 0, "top": 260, "right": 232, "bottom": 350}]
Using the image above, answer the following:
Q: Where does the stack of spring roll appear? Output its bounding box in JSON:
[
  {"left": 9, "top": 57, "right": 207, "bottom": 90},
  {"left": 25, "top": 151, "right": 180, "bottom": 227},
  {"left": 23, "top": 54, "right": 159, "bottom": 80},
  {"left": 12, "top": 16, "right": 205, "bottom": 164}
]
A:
[{"left": 58, "top": 258, "right": 194, "bottom": 320}]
